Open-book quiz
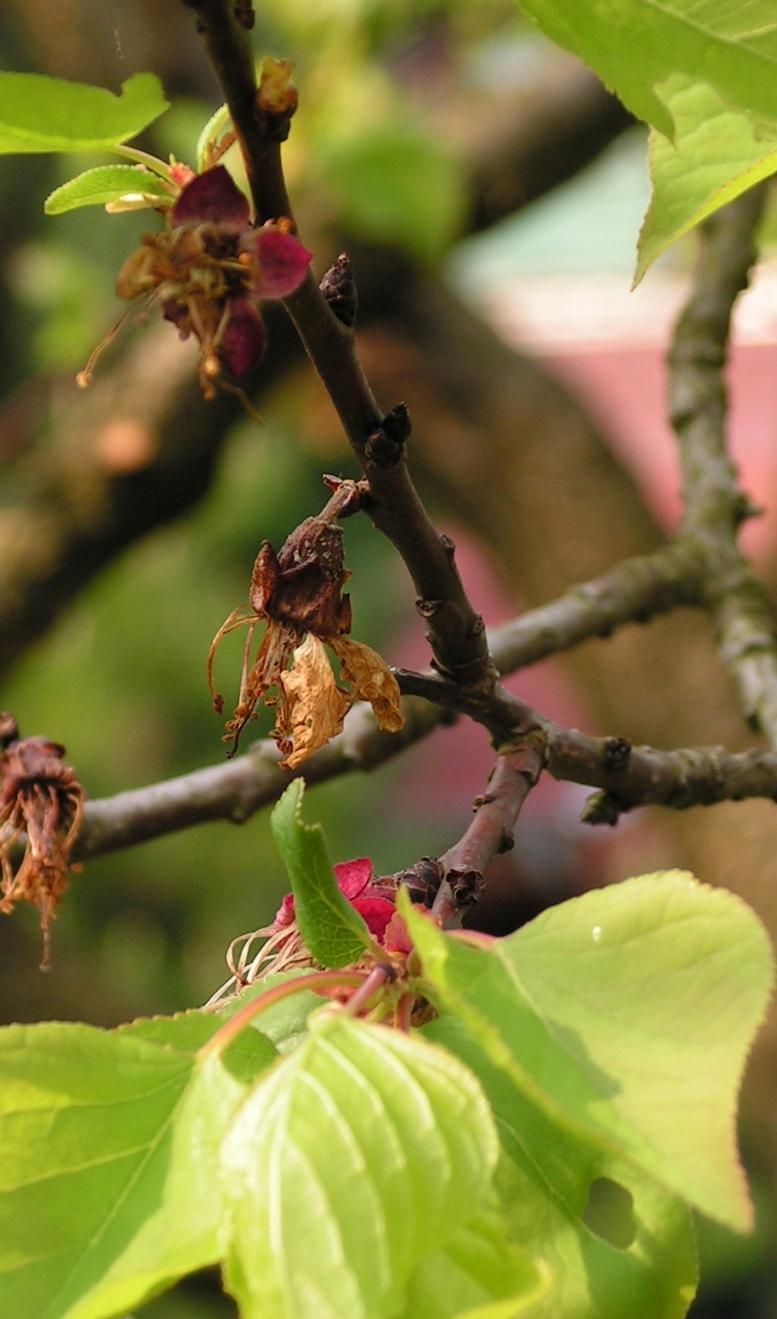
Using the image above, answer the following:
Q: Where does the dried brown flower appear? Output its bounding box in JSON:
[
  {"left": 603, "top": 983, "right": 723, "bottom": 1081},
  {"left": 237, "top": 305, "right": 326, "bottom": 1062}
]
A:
[
  {"left": 0, "top": 716, "right": 85, "bottom": 969},
  {"left": 208, "top": 512, "right": 403, "bottom": 762}
]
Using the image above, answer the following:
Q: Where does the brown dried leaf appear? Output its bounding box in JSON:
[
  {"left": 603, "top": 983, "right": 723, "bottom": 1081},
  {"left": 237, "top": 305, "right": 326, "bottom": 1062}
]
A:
[
  {"left": 278, "top": 633, "right": 351, "bottom": 769},
  {"left": 330, "top": 636, "right": 404, "bottom": 733}
]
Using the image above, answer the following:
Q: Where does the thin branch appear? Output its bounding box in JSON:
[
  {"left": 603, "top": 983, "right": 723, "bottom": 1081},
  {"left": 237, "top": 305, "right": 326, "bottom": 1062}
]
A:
[
  {"left": 72, "top": 528, "right": 757, "bottom": 861},
  {"left": 187, "top": 0, "right": 494, "bottom": 689},
  {"left": 487, "top": 539, "right": 704, "bottom": 672},
  {"left": 395, "top": 670, "right": 777, "bottom": 822},
  {"left": 431, "top": 739, "right": 545, "bottom": 924},
  {"left": 669, "top": 187, "right": 777, "bottom": 745}
]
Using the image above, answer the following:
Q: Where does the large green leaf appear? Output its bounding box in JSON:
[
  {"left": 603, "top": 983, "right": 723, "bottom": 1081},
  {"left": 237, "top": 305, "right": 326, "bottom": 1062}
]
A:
[
  {"left": 44, "top": 164, "right": 172, "bottom": 215},
  {"left": 221, "top": 1013, "right": 538, "bottom": 1318},
  {"left": 270, "top": 779, "right": 372, "bottom": 967},
  {"left": 637, "top": 74, "right": 777, "bottom": 280},
  {"left": 0, "top": 1015, "right": 275, "bottom": 1318},
  {"left": 519, "top": 1, "right": 777, "bottom": 138},
  {"left": 404, "top": 1212, "right": 547, "bottom": 1317},
  {"left": 426, "top": 1015, "right": 697, "bottom": 1319},
  {"left": 405, "top": 871, "right": 773, "bottom": 1231},
  {"left": 0, "top": 72, "right": 168, "bottom": 154}
]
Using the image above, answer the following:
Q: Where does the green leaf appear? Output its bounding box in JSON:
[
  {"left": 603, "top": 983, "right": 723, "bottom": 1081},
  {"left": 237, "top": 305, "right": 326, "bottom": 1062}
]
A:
[
  {"left": 0, "top": 1015, "right": 275, "bottom": 1317},
  {"left": 222, "top": 1013, "right": 533, "bottom": 1319},
  {"left": 216, "top": 970, "right": 323, "bottom": 1053},
  {"left": 518, "top": 1, "right": 777, "bottom": 139},
  {"left": 405, "top": 871, "right": 774, "bottom": 1231},
  {"left": 321, "top": 122, "right": 466, "bottom": 263},
  {"left": 0, "top": 71, "right": 168, "bottom": 154},
  {"left": 426, "top": 1014, "right": 697, "bottom": 1319},
  {"left": 270, "top": 779, "right": 372, "bottom": 967},
  {"left": 404, "top": 1212, "right": 547, "bottom": 1318},
  {"left": 636, "top": 74, "right": 777, "bottom": 281},
  {"left": 196, "top": 102, "right": 233, "bottom": 173},
  {"left": 44, "top": 164, "right": 172, "bottom": 215}
]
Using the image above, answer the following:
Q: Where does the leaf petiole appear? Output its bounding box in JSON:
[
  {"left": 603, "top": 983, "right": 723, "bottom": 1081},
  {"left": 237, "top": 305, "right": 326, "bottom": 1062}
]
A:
[
  {"left": 199, "top": 968, "right": 366, "bottom": 1058},
  {"left": 114, "top": 142, "right": 176, "bottom": 183}
]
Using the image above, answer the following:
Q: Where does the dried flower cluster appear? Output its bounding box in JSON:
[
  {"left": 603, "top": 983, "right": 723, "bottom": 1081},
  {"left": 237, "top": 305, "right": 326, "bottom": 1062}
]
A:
[
  {"left": 115, "top": 165, "right": 312, "bottom": 397},
  {"left": 208, "top": 507, "right": 404, "bottom": 763},
  {"left": 0, "top": 716, "right": 85, "bottom": 969},
  {"left": 206, "top": 857, "right": 411, "bottom": 1007}
]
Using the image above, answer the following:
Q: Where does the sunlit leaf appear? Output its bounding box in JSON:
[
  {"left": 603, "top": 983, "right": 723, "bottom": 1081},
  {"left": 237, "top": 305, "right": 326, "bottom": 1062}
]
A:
[
  {"left": 637, "top": 75, "right": 777, "bottom": 280},
  {"left": 518, "top": 1, "right": 777, "bottom": 138},
  {"left": 426, "top": 1014, "right": 697, "bottom": 1318},
  {"left": 0, "top": 72, "right": 168, "bottom": 153},
  {"left": 221, "top": 1013, "right": 532, "bottom": 1318},
  {"left": 44, "top": 164, "right": 172, "bottom": 215},
  {"left": 406, "top": 872, "right": 773, "bottom": 1231},
  {"left": 0, "top": 1016, "right": 274, "bottom": 1317},
  {"left": 270, "top": 779, "right": 372, "bottom": 967}
]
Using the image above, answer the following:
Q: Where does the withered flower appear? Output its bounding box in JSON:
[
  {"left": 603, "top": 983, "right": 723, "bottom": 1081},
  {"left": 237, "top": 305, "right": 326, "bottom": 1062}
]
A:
[
  {"left": 208, "top": 507, "right": 404, "bottom": 763},
  {"left": 205, "top": 857, "right": 409, "bottom": 1006},
  {"left": 0, "top": 716, "right": 85, "bottom": 969},
  {"left": 114, "top": 165, "right": 312, "bottom": 397}
]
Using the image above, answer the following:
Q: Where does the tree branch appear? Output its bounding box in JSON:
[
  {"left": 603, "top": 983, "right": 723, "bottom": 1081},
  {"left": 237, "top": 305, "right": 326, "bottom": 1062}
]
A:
[
  {"left": 669, "top": 186, "right": 777, "bottom": 745},
  {"left": 431, "top": 739, "right": 545, "bottom": 924},
  {"left": 487, "top": 539, "right": 704, "bottom": 672},
  {"left": 187, "top": 0, "right": 494, "bottom": 689},
  {"left": 395, "top": 669, "right": 777, "bottom": 822}
]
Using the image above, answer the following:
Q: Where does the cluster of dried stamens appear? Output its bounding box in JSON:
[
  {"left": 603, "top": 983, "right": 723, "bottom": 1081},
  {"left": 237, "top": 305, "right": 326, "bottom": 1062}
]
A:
[{"left": 0, "top": 714, "right": 85, "bottom": 969}]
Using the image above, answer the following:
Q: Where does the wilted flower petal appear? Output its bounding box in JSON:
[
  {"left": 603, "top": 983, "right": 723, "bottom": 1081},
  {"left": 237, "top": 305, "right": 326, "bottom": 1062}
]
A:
[
  {"left": 351, "top": 895, "right": 395, "bottom": 941},
  {"left": 171, "top": 164, "right": 250, "bottom": 227},
  {"left": 278, "top": 633, "right": 351, "bottom": 768},
  {"left": 333, "top": 857, "right": 373, "bottom": 900},
  {"left": 330, "top": 635, "right": 404, "bottom": 733},
  {"left": 244, "top": 227, "right": 314, "bottom": 299},
  {"left": 219, "top": 295, "right": 266, "bottom": 377}
]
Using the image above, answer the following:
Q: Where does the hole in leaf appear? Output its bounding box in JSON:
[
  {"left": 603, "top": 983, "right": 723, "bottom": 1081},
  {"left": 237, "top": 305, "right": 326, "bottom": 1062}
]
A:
[{"left": 582, "top": 1177, "right": 637, "bottom": 1249}]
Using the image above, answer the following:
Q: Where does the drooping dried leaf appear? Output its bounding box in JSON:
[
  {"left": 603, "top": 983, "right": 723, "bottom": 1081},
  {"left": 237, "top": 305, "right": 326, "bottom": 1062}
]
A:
[
  {"left": 278, "top": 633, "right": 350, "bottom": 768},
  {"left": 330, "top": 636, "right": 404, "bottom": 733}
]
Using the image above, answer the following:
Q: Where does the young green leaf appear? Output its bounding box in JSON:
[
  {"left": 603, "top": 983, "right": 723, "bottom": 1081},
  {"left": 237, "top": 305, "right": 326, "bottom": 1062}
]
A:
[
  {"left": 221, "top": 1013, "right": 532, "bottom": 1319},
  {"left": 0, "top": 1015, "right": 275, "bottom": 1318},
  {"left": 270, "top": 779, "right": 372, "bottom": 967},
  {"left": 518, "top": 1, "right": 777, "bottom": 139},
  {"left": 0, "top": 71, "right": 168, "bottom": 154},
  {"left": 44, "top": 164, "right": 172, "bottom": 215},
  {"left": 405, "top": 871, "right": 774, "bottom": 1232},
  {"left": 196, "top": 102, "right": 233, "bottom": 173},
  {"left": 426, "top": 1013, "right": 697, "bottom": 1319},
  {"left": 636, "top": 75, "right": 777, "bottom": 282}
]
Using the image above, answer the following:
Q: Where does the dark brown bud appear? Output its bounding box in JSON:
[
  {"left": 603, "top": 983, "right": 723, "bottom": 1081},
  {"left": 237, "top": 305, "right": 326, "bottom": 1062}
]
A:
[
  {"left": 447, "top": 867, "right": 485, "bottom": 908},
  {"left": 395, "top": 856, "right": 444, "bottom": 907},
  {"left": 320, "top": 254, "right": 358, "bottom": 328}
]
